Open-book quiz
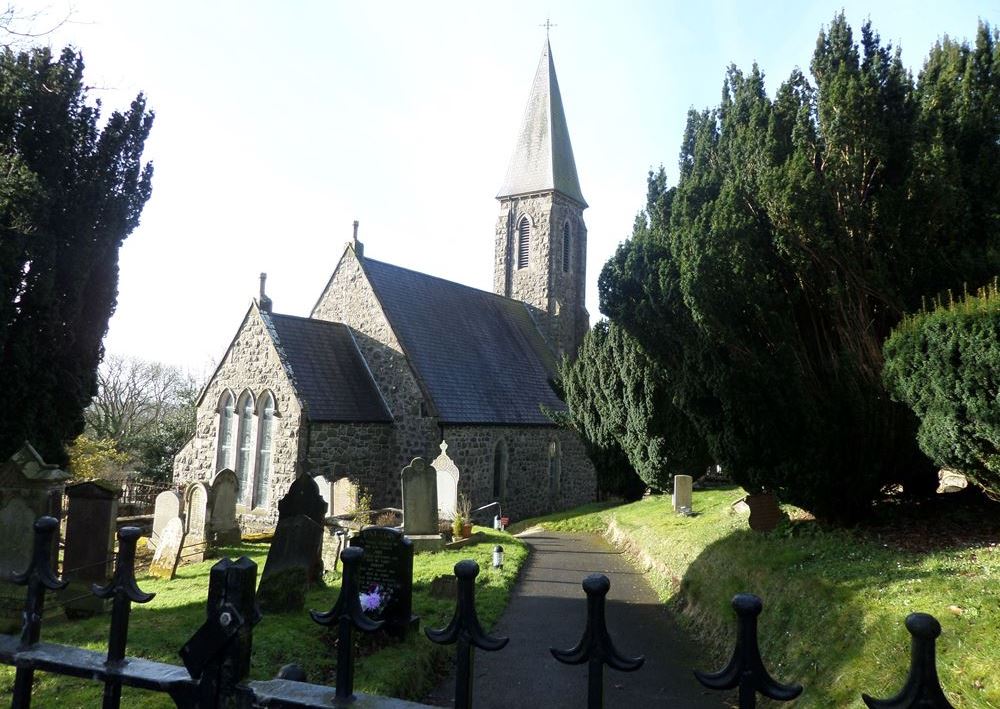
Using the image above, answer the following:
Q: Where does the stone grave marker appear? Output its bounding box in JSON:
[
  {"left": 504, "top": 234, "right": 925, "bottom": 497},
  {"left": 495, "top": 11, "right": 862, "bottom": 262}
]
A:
[
  {"left": 256, "top": 475, "right": 326, "bottom": 613},
  {"left": 673, "top": 474, "right": 693, "bottom": 513},
  {"left": 151, "top": 490, "right": 183, "bottom": 550},
  {"left": 350, "top": 526, "right": 418, "bottom": 637},
  {"left": 209, "top": 469, "right": 240, "bottom": 545},
  {"left": 256, "top": 516, "right": 324, "bottom": 613},
  {"left": 61, "top": 480, "right": 120, "bottom": 618},
  {"left": 149, "top": 517, "right": 184, "bottom": 580},
  {"left": 432, "top": 441, "right": 459, "bottom": 520},
  {"left": 401, "top": 457, "right": 443, "bottom": 551},
  {"left": 0, "top": 443, "right": 69, "bottom": 633},
  {"left": 279, "top": 474, "right": 327, "bottom": 523},
  {"left": 182, "top": 482, "right": 210, "bottom": 563},
  {"left": 332, "top": 477, "right": 358, "bottom": 517}
]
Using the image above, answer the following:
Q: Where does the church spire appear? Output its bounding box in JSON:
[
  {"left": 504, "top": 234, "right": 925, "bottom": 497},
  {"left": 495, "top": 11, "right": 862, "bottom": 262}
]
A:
[{"left": 497, "top": 39, "right": 586, "bottom": 207}]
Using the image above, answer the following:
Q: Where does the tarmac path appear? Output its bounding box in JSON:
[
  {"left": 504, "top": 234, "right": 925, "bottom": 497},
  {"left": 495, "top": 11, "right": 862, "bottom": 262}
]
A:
[{"left": 425, "top": 530, "right": 726, "bottom": 708}]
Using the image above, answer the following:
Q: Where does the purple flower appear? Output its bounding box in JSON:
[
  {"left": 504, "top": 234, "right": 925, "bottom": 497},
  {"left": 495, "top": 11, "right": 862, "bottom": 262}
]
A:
[{"left": 359, "top": 585, "right": 383, "bottom": 613}]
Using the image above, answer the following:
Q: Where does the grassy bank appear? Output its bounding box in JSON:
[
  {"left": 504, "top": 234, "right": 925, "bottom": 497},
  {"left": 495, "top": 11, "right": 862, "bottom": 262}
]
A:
[
  {"left": 0, "top": 527, "right": 526, "bottom": 708},
  {"left": 515, "top": 488, "right": 1000, "bottom": 708}
]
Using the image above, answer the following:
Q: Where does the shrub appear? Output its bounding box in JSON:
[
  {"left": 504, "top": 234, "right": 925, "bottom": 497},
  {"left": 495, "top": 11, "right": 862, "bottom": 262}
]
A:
[{"left": 884, "top": 283, "right": 1000, "bottom": 499}]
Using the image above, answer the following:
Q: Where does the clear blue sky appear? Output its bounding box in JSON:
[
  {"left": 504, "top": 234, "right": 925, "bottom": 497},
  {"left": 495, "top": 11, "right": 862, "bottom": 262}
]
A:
[{"left": 20, "top": 0, "right": 996, "bottom": 377}]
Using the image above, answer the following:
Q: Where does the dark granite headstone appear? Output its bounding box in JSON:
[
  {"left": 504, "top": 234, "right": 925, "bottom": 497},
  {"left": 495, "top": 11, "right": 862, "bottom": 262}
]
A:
[
  {"left": 256, "top": 515, "right": 324, "bottom": 613},
  {"left": 61, "top": 480, "right": 119, "bottom": 618},
  {"left": 278, "top": 475, "right": 327, "bottom": 524},
  {"left": 350, "top": 526, "right": 418, "bottom": 637}
]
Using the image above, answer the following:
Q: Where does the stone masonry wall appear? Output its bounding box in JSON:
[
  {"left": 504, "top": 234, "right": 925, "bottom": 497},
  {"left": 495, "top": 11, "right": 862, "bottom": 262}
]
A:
[
  {"left": 494, "top": 192, "right": 589, "bottom": 358},
  {"left": 306, "top": 422, "right": 395, "bottom": 508},
  {"left": 173, "top": 306, "right": 307, "bottom": 533},
  {"left": 311, "top": 245, "right": 440, "bottom": 503},
  {"left": 441, "top": 425, "right": 596, "bottom": 522}
]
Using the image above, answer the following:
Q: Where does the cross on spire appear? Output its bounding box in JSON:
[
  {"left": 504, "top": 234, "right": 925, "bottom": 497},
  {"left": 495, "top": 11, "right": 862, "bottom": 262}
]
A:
[{"left": 540, "top": 17, "right": 557, "bottom": 38}]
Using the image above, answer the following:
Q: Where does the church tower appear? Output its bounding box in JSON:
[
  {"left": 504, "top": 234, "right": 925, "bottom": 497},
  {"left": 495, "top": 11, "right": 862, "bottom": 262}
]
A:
[{"left": 494, "top": 39, "right": 589, "bottom": 358}]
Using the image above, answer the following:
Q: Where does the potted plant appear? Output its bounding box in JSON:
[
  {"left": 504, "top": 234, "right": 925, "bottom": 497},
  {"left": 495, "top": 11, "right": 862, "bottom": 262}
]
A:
[
  {"left": 456, "top": 494, "right": 473, "bottom": 538},
  {"left": 451, "top": 513, "right": 464, "bottom": 540}
]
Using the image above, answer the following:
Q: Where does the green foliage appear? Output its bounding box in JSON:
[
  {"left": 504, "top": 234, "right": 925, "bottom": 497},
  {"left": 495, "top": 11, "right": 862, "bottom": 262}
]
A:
[
  {"left": 66, "top": 435, "right": 128, "bottom": 479},
  {"left": 562, "top": 320, "right": 709, "bottom": 494},
  {"left": 0, "top": 46, "right": 153, "bottom": 466},
  {"left": 600, "top": 16, "right": 1000, "bottom": 519},
  {"left": 884, "top": 282, "right": 1000, "bottom": 499}
]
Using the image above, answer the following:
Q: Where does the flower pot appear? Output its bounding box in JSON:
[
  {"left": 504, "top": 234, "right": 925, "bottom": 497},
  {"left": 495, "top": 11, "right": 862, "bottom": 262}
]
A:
[{"left": 461, "top": 522, "right": 473, "bottom": 538}]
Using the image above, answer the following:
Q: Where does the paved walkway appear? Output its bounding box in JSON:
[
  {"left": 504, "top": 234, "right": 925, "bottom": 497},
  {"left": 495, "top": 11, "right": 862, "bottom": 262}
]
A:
[{"left": 425, "top": 531, "right": 725, "bottom": 708}]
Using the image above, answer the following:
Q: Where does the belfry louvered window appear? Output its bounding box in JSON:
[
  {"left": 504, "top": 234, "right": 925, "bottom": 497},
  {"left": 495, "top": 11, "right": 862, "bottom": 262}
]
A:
[
  {"left": 517, "top": 216, "right": 530, "bottom": 269},
  {"left": 562, "top": 221, "right": 571, "bottom": 272}
]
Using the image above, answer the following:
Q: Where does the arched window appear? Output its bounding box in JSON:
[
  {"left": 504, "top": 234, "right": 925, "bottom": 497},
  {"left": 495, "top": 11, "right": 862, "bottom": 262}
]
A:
[
  {"left": 562, "top": 221, "right": 571, "bottom": 272},
  {"left": 548, "top": 439, "right": 561, "bottom": 501},
  {"left": 517, "top": 216, "right": 530, "bottom": 269},
  {"left": 235, "top": 390, "right": 255, "bottom": 505},
  {"left": 253, "top": 391, "right": 275, "bottom": 508},
  {"left": 215, "top": 390, "right": 235, "bottom": 471},
  {"left": 492, "top": 439, "right": 508, "bottom": 500}
]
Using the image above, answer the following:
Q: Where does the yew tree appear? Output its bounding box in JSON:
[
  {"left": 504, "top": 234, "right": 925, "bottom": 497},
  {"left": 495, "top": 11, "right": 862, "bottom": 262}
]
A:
[{"left": 0, "top": 46, "right": 154, "bottom": 465}]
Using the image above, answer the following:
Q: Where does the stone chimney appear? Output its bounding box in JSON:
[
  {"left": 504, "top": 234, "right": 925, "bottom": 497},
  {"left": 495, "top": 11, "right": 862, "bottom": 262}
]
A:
[{"left": 258, "top": 272, "right": 272, "bottom": 313}]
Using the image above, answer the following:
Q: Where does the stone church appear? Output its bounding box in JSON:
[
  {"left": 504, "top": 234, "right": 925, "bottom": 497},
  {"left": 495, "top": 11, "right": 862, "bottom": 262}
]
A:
[{"left": 173, "top": 40, "right": 598, "bottom": 532}]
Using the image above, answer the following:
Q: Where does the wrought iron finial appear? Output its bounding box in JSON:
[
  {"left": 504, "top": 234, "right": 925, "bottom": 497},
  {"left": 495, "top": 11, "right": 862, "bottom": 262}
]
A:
[
  {"left": 426, "top": 560, "right": 508, "bottom": 709},
  {"left": 862, "top": 613, "right": 954, "bottom": 708},
  {"left": 11, "top": 516, "right": 68, "bottom": 708},
  {"left": 93, "top": 527, "right": 155, "bottom": 709},
  {"left": 550, "top": 574, "right": 644, "bottom": 709},
  {"left": 695, "top": 594, "right": 802, "bottom": 708},
  {"left": 310, "top": 546, "right": 384, "bottom": 703}
]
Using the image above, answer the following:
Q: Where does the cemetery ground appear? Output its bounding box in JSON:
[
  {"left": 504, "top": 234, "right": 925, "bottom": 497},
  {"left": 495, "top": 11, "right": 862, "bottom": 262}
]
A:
[
  {"left": 510, "top": 487, "right": 1000, "bottom": 708},
  {"left": 0, "top": 527, "right": 526, "bottom": 708}
]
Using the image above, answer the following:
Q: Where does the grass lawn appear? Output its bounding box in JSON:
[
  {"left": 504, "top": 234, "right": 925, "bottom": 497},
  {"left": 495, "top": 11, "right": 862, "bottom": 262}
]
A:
[
  {"left": 514, "top": 488, "right": 1000, "bottom": 708},
  {"left": 0, "top": 527, "right": 527, "bottom": 708}
]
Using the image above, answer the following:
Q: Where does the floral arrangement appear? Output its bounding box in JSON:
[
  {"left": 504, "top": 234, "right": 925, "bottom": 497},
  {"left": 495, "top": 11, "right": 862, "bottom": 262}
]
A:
[{"left": 359, "top": 584, "right": 391, "bottom": 616}]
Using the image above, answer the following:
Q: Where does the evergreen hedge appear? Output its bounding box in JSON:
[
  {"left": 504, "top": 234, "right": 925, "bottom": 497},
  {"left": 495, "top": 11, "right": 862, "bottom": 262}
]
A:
[{"left": 883, "top": 283, "right": 1000, "bottom": 500}]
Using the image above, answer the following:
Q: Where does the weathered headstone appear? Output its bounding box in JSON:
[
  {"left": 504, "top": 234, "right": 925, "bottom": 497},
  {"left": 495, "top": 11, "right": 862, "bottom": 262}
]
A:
[
  {"left": 149, "top": 517, "right": 184, "bottom": 579},
  {"left": 401, "top": 457, "right": 443, "bottom": 551},
  {"left": 0, "top": 443, "right": 69, "bottom": 633},
  {"left": 746, "top": 492, "right": 783, "bottom": 532},
  {"left": 151, "top": 490, "right": 183, "bottom": 550},
  {"left": 256, "top": 516, "right": 324, "bottom": 613},
  {"left": 61, "top": 480, "right": 120, "bottom": 618},
  {"left": 279, "top": 474, "right": 327, "bottom": 523},
  {"left": 350, "top": 526, "right": 418, "bottom": 637},
  {"left": 332, "top": 477, "right": 358, "bottom": 517},
  {"left": 209, "top": 469, "right": 240, "bottom": 545},
  {"left": 182, "top": 482, "right": 210, "bottom": 563},
  {"left": 256, "top": 475, "right": 327, "bottom": 613},
  {"left": 673, "top": 474, "right": 693, "bottom": 513},
  {"left": 432, "top": 442, "right": 459, "bottom": 520}
]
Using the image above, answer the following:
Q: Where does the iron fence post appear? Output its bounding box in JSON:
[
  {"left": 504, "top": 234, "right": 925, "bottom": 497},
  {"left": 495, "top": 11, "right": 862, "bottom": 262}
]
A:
[
  {"left": 10, "top": 516, "right": 67, "bottom": 709},
  {"left": 310, "top": 545, "right": 384, "bottom": 705},
  {"left": 862, "top": 612, "right": 955, "bottom": 709},
  {"left": 695, "top": 593, "right": 802, "bottom": 709},
  {"left": 92, "top": 526, "right": 155, "bottom": 709},
  {"left": 425, "top": 559, "right": 509, "bottom": 709},
  {"left": 550, "top": 573, "right": 644, "bottom": 709}
]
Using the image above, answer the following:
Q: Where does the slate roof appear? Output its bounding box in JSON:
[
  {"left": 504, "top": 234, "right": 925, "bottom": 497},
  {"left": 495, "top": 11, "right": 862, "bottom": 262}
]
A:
[
  {"left": 266, "top": 313, "right": 391, "bottom": 423},
  {"left": 362, "top": 258, "right": 565, "bottom": 425},
  {"left": 497, "top": 39, "right": 587, "bottom": 207}
]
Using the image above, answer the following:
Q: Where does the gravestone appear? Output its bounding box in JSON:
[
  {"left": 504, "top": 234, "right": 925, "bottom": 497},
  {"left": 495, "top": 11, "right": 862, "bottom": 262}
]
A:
[
  {"left": 182, "top": 482, "right": 210, "bottom": 563},
  {"left": 332, "top": 477, "right": 358, "bottom": 517},
  {"left": 279, "top": 474, "right": 327, "bottom": 524},
  {"left": 61, "top": 480, "right": 120, "bottom": 618},
  {"left": 0, "top": 443, "right": 69, "bottom": 633},
  {"left": 256, "top": 516, "right": 324, "bottom": 613},
  {"left": 350, "top": 526, "right": 418, "bottom": 637},
  {"left": 432, "top": 442, "right": 459, "bottom": 520},
  {"left": 673, "top": 474, "right": 693, "bottom": 513},
  {"left": 209, "top": 469, "right": 240, "bottom": 545},
  {"left": 401, "top": 457, "right": 443, "bottom": 551},
  {"left": 256, "top": 475, "right": 327, "bottom": 613},
  {"left": 149, "top": 517, "right": 184, "bottom": 579},
  {"left": 151, "top": 490, "right": 183, "bottom": 550}
]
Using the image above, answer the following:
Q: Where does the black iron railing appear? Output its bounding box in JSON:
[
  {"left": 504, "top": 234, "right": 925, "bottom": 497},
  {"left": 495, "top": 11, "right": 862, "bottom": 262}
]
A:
[{"left": 0, "top": 515, "right": 958, "bottom": 708}]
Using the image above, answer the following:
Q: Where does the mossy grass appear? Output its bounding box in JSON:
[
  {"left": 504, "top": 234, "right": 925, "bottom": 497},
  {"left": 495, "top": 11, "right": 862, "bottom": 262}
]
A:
[
  {"left": 516, "top": 488, "right": 999, "bottom": 707},
  {"left": 0, "top": 527, "right": 527, "bottom": 707}
]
